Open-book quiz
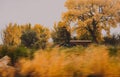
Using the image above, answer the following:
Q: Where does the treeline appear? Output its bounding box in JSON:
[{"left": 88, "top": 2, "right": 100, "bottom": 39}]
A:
[
  {"left": 1, "top": 22, "right": 120, "bottom": 48},
  {"left": 2, "top": 23, "right": 49, "bottom": 49}
]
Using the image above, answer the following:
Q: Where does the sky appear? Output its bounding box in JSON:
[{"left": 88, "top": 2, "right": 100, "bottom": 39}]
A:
[
  {"left": 0, "top": 0, "right": 66, "bottom": 30},
  {"left": 0, "top": 0, "right": 120, "bottom": 43}
]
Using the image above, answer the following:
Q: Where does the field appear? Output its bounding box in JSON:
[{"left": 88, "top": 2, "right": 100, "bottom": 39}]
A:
[{"left": 0, "top": 45, "right": 120, "bottom": 77}]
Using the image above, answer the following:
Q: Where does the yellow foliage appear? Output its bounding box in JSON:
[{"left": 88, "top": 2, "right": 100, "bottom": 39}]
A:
[
  {"left": 3, "top": 23, "right": 22, "bottom": 46},
  {"left": 63, "top": 0, "right": 120, "bottom": 42},
  {"left": 20, "top": 23, "right": 32, "bottom": 32},
  {"left": 33, "top": 24, "right": 50, "bottom": 40},
  {"left": 57, "top": 21, "right": 71, "bottom": 32}
]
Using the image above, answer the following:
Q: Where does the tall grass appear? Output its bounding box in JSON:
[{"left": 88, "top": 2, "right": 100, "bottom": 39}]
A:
[{"left": 17, "top": 45, "right": 120, "bottom": 77}]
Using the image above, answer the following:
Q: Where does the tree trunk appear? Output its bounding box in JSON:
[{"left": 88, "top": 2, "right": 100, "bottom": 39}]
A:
[{"left": 86, "top": 20, "right": 98, "bottom": 43}]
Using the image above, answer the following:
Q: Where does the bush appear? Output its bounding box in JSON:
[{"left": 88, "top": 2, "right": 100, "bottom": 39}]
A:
[
  {"left": 103, "top": 34, "right": 120, "bottom": 46},
  {"left": 108, "top": 46, "right": 119, "bottom": 56},
  {"left": 0, "top": 46, "right": 33, "bottom": 65}
]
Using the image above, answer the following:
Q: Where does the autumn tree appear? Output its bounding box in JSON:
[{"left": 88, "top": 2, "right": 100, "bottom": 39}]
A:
[
  {"left": 3, "top": 23, "right": 22, "bottom": 46},
  {"left": 51, "top": 21, "right": 71, "bottom": 45},
  {"left": 20, "top": 24, "right": 49, "bottom": 49},
  {"left": 63, "top": 0, "right": 120, "bottom": 43},
  {"left": 21, "top": 23, "right": 32, "bottom": 32},
  {"left": 33, "top": 24, "right": 50, "bottom": 49}
]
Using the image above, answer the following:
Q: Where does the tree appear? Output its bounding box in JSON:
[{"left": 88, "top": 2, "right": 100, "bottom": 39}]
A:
[
  {"left": 21, "top": 23, "right": 32, "bottom": 32},
  {"left": 51, "top": 21, "right": 71, "bottom": 45},
  {"left": 3, "top": 23, "right": 22, "bottom": 46},
  {"left": 33, "top": 24, "right": 50, "bottom": 49},
  {"left": 63, "top": 0, "right": 120, "bottom": 43},
  {"left": 21, "top": 29, "right": 38, "bottom": 48}
]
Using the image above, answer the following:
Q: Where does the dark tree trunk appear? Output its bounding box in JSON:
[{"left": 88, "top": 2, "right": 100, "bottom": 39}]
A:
[{"left": 86, "top": 19, "right": 98, "bottom": 43}]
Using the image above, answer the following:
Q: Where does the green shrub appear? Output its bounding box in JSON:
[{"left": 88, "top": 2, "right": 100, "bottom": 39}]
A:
[
  {"left": 21, "top": 30, "right": 38, "bottom": 48},
  {"left": 108, "top": 46, "right": 118, "bottom": 56},
  {"left": 0, "top": 46, "right": 34, "bottom": 65}
]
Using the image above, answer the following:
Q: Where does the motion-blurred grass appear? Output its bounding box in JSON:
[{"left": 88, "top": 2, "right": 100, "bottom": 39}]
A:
[{"left": 16, "top": 45, "right": 120, "bottom": 77}]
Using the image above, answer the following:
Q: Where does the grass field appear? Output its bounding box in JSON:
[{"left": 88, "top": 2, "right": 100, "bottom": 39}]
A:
[
  {"left": 0, "top": 45, "right": 120, "bottom": 77},
  {"left": 16, "top": 45, "right": 120, "bottom": 77}
]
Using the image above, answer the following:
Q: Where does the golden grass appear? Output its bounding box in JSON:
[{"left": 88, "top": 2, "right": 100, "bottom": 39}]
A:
[
  {"left": 0, "top": 66, "right": 16, "bottom": 77},
  {"left": 17, "top": 45, "right": 120, "bottom": 77}
]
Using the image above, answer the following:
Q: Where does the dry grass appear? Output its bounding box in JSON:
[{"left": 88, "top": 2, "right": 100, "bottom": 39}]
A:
[
  {"left": 17, "top": 45, "right": 120, "bottom": 77},
  {"left": 0, "top": 65, "right": 16, "bottom": 77}
]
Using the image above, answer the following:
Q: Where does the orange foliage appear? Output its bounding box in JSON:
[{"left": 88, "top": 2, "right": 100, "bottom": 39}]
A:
[
  {"left": 63, "top": 0, "right": 120, "bottom": 42},
  {"left": 18, "top": 45, "right": 120, "bottom": 77},
  {"left": 33, "top": 24, "right": 50, "bottom": 40},
  {"left": 3, "top": 23, "right": 22, "bottom": 46}
]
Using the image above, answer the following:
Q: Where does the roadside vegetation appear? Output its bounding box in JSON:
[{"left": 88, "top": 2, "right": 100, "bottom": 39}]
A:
[{"left": 0, "top": 0, "right": 120, "bottom": 77}]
